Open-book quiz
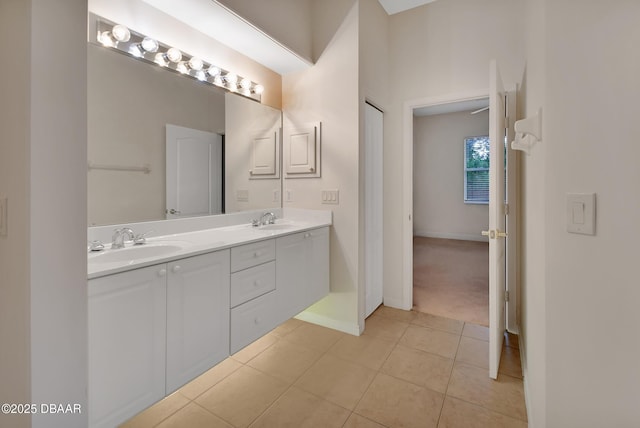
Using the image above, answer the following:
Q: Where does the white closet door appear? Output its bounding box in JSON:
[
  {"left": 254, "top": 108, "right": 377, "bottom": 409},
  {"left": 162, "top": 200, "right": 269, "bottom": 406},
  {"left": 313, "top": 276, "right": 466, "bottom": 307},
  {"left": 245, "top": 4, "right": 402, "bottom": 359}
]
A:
[{"left": 364, "top": 103, "right": 384, "bottom": 318}]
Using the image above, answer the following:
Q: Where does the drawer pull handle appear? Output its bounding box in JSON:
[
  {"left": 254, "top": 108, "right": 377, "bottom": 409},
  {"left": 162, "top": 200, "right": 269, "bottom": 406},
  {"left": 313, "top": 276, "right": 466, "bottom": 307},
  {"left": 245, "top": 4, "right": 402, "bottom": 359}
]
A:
[
  {"left": 158, "top": 269, "right": 167, "bottom": 277},
  {"left": 304, "top": 233, "right": 311, "bottom": 238},
  {"left": 253, "top": 251, "right": 260, "bottom": 258},
  {"left": 254, "top": 317, "right": 261, "bottom": 325},
  {"left": 172, "top": 265, "right": 181, "bottom": 273},
  {"left": 253, "top": 280, "right": 260, "bottom": 287}
]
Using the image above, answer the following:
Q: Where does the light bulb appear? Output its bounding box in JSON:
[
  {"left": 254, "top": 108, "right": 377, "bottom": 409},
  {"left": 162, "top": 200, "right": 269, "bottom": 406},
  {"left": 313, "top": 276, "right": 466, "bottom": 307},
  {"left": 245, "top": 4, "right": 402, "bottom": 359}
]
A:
[
  {"left": 154, "top": 52, "right": 168, "bottom": 67},
  {"left": 166, "top": 47, "right": 182, "bottom": 63},
  {"left": 98, "top": 31, "right": 114, "bottom": 47},
  {"left": 213, "top": 75, "right": 224, "bottom": 86},
  {"left": 207, "top": 66, "right": 221, "bottom": 77},
  {"left": 253, "top": 84, "right": 264, "bottom": 95},
  {"left": 195, "top": 70, "right": 207, "bottom": 81},
  {"left": 141, "top": 37, "right": 159, "bottom": 53},
  {"left": 112, "top": 24, "right": 131, "bottom": 43},
  {"left": 225, "top": 73, "right": 238, "bottom": 87},
  {"left": 240, "top": 78, "right": 252, "bottom": 90},
  {"left": 188, "top": 57, "right": 203, "bottom": 71},
  {"left": 176, "top": 61, "right": 189, "bottom": 74},
  {"left": 128, "top": 44, "right": 144, "bottom": 58}
]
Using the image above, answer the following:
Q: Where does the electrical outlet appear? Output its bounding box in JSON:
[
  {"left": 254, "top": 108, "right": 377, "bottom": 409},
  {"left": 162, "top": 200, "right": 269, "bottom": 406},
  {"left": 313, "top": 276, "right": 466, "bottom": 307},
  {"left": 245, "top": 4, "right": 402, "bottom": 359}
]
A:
[
  {"left": 273, "top": 189, "right": 280, "bottom": 202},
  {"left": 285, "top": 189, "right": 293, "bottom": 202},
  {"left": 321, "top": 189, "right": 339, "bottom": 205},
  {"left": 0, "top": 197, "right": 7, "bottom": 236}
]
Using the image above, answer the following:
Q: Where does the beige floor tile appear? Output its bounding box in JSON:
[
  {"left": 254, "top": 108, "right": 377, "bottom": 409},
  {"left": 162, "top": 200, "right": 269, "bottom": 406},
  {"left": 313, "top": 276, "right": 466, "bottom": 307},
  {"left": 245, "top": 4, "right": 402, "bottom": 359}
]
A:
[
  {"left": 328, "top": 334, "right": 396, "bottom": 371},
  {"left": 179, "top": 358, "right": 243, "bottom": 400},
  {"left": 249, "top": 386, "right": 350, "bottom": 428},
  {"left": 400, "top": 324, "right": 460, "bottom": 359},
  {"left": 155, "top": 403, "right": 233, "bottom": 428},
  {"left": 456, "top": 336, "right": 489, "bottom": 370},
  {"left": 282, "top": 322, "right": 344, "bottom": 352},
  {"left": 120, "top": 391, "right": 190, "bottom": 428},
  {"left": 271, "top": 318, "right": 304, "bottom": 338},
  {"left": 462, "top": 323, "right": 489, "bottom": 341},
  {"left": 342, "top": 413, "right": 387, "bottom": 428},
  {"left": 438, "top": 396, "right": 528, "bottom": 428},
  {"left": 374, "top": 305, "right": 417, "bottom": 323},
  {"left": 355, "top": 373, "right": 444, "bottom": 428},
  {"left": 499, "top": 344, "right": 523, "bottom": 379},
  {"left": 247, "top": 339, "right": 322, "bottom": 383},
  {"left": 231, "top": 333, "right": 279, "bottom": 364},
  {"left": 295, "top": 353, "right": 376, "bottom": 410},
  {"left": 381, "top": 344, "right": 453, "bottom": 393},
  {"left": 195, "top": 365, "right": 289, "bottom": 428},
  {"left": 412, "top": 312, "right": 464, "bottom": 335},
  {"left": 447, "top": 362, "right": 527, "bottom": 422},
  {"left": 363, "top": 313, "right": 409, "bottom": 342}
]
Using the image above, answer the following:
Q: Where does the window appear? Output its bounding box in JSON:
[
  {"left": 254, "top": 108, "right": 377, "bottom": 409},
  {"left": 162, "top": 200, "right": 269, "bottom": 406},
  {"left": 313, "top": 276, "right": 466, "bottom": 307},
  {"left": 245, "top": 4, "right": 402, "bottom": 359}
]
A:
[{"left": 464, "top": 136, "right": 490, "bottom": 204}]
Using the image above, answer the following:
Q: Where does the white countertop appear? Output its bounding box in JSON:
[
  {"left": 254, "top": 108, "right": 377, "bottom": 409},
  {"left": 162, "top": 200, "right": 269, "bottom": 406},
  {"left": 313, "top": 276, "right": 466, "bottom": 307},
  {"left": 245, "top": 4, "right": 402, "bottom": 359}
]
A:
[{"left": 88, "top": 209, "right": 332, "bottom": 279}]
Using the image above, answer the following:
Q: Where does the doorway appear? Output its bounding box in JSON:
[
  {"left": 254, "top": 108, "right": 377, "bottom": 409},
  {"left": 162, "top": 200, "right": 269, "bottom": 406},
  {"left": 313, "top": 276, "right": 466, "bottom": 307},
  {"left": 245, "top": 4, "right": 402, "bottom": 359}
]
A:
[{"left": 412, "top": 99, "right": 490, "bottom": 326}]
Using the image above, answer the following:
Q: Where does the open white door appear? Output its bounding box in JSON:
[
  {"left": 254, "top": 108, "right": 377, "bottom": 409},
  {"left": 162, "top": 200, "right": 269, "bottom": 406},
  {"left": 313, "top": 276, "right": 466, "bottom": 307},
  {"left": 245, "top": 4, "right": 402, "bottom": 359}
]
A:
[
  {"left": 486, "top": 60, "right": 507, "bottom": 379},
  {"left": 166, "top": 125, "right": 223, "bottom": 219},
  {"left": 364, "top": 102, "right": 384, "bottom": 318}
]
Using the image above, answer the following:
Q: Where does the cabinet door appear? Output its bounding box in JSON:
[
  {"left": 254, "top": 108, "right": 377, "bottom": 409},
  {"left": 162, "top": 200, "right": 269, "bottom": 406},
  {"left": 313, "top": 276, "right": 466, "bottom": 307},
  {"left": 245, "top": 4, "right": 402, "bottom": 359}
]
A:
[
  {"left": 305, "top": 227, "right": 330, "bottom": 306},
  {"left": 275, "top": 232, "right": 308, "bottom": 324},
  {"left": 166, "top": 250, "right": 230, "bottom": 394},
  {"left": 88, "top": 265, "right": 167, "bottom": 428}
]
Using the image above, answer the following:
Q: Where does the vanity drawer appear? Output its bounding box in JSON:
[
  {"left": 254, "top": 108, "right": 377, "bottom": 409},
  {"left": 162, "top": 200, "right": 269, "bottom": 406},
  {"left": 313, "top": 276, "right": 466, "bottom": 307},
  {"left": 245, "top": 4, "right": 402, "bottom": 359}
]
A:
[
  {"left": 230, "top": 291, "right": 277, "bottom": 354},
  {"left": 230, "top": 261, "right": 276, "bottom": 308},
  {"left": 230, "top": 239, "right": 275, "bottom": 272}
]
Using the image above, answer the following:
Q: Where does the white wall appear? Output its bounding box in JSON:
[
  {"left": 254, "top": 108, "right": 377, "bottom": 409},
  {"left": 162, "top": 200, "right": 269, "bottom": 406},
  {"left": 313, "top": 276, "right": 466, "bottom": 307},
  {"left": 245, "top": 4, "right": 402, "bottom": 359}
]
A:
[
  {"left": 0, "top": 1, "right": 31, "bottom": 427},
  {"left": 87, "top": 46, "right": 226, "bottom": 225},
  {"left": 282, "top": 0, "right": 361, "bottom": 334},
  {"left": 384, "top": 0, "right": 526, "bottom": 309},
  {"left": 540, "top": 1, "right": 640, "bottom": 426},
  {"left": 413, "top": 110, "right": 489, "bottom": 241}
]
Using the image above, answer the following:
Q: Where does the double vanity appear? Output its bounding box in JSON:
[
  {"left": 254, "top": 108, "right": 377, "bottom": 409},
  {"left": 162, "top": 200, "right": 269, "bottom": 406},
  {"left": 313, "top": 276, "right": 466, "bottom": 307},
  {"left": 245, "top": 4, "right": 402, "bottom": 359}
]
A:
[{"left": 87, "top": 209, "right": 331, "bottom": 428}]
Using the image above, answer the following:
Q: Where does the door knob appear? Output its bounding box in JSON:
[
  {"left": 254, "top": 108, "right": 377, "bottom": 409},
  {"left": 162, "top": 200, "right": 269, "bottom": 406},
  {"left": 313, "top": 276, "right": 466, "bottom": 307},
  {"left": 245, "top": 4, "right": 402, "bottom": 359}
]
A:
[{"left": 167, "top": 208, "right": 181, "bottom": 215}]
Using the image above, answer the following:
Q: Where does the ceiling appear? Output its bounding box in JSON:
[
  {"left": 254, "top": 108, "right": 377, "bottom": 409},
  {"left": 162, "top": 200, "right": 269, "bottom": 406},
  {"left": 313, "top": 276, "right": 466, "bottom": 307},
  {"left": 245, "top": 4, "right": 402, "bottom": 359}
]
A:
[
  {"left": 413, "top": 98, "right": 489, "bottom": 117},
  {"left": 377, "top": 0, "right": 439, "bottom": 15}
]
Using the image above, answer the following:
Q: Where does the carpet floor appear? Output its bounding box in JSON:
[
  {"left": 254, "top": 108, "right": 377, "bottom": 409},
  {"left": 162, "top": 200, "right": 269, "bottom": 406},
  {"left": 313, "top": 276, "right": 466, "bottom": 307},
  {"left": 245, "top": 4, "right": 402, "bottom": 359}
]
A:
[{"left": 413, "top": 236, "right": 489, "bottom": 326}]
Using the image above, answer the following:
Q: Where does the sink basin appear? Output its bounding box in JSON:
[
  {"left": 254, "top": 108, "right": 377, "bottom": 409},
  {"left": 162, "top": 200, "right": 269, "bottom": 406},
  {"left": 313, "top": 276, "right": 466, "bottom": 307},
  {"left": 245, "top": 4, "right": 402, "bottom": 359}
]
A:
[
  {"left": 258, "top": 223, "right": 296, "bottom": 231},
  {"left": 89, "top": 243, "right": 185, "bottom": 264}
]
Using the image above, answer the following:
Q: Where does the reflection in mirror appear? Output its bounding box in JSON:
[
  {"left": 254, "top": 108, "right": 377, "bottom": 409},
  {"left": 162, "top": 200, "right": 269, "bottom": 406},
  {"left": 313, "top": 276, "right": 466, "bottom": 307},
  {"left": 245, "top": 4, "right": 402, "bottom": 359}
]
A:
[{"left": 87, "top": 44, "right": 282, "bottom": 226}]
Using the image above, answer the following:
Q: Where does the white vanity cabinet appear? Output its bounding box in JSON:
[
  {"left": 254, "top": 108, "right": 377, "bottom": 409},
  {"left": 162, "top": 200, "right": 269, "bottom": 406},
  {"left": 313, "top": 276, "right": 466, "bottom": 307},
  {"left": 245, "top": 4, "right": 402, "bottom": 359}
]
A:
[
  {"left": 88, "top": 250, "right": 230, "bottom": 428},
  {"left": 166, "top": 251, "right": 230, "bottom": 394},
  {"left": 88, "top": 264, "right": 167, "bottom": 428},
  {"left": 275, "top": 227, "right": 330, "bottom": 324}
]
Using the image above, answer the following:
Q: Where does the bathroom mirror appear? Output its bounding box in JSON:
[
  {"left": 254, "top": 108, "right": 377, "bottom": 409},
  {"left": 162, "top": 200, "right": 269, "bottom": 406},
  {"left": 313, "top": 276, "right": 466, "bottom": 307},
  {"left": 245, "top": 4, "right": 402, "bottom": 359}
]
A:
[{"left": 87, "top": 44, "right": 282, "bottom": 226}]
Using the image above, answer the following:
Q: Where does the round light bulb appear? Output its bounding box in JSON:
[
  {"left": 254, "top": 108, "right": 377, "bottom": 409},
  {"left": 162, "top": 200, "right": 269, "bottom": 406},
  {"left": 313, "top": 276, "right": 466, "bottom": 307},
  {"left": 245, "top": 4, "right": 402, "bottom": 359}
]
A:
[
  {"left": 253, "top": 84, "right": 264, "bottom": 95},
  {"left": 195, "top": 70, "right": 207, "bottom": 81},
  {"left": 128, "top": 44, "right": 144, "bottom": 58},
  {"left": 111, "top": 24, "right": 131, "bottom": 43},
  {"left": 207, "top": 66, "right": 221, "bottom": 77},
  {"left": 213, "top": 75, "right": 224, "bottom": 86},
  {"left": 225, "top": 73, "right": 238, "bottom": 85},
  {"left": 141, "top": 37, "right": 159, "bottom": 53},
  {"left": 188, "top": 57, "right": 203, "bottom": 71},
  {"left": 154, "top": 52, "right": 168, "bottom": 66},
  {"left": 240, "top": 78, "right": 252, "bottom": 90},
  {"left": 98, "top": 31, "right": 114, "bottom": 47},
  {"left": 166, "top": 47, "right": 182, "bottom": 63},
  {"left": 176, "top": 61, "right": 189, "bottom": 74}
]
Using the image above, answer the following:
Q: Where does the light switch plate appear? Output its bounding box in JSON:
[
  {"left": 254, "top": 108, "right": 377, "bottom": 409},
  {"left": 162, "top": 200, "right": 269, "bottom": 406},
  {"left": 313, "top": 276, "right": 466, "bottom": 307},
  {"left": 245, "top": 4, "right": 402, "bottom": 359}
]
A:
[
  {"left": 285, "top": 189, "right": 293, "bottom": 202},
  {"left": 321, "top": 189, "right": 339, "bottom": 205},
  {"left": 0, "top": 197, "right": 7, "bottom": 236},
  {"left": 566, "top": 193, "right": 595, "bottom": 235},
  {"left": 236, "top": 189, "right": 249, "bottom": 202}
]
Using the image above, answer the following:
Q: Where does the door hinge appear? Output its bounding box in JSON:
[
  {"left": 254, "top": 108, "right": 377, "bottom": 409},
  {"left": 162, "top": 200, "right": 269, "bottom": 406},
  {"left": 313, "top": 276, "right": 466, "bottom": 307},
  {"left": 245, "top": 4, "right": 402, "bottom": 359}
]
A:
[
  {"left": 503, "top": 203, "right": 509, "bottom": 216},
  {"left": 504, "top": 290, "right": 510, "bottom": 302}
]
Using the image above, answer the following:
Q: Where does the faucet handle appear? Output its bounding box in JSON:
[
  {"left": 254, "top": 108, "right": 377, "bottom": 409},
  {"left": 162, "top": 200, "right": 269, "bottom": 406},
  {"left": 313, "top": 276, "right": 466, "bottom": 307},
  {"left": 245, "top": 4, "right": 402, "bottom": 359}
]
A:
[
  {"left": 88, "top": 240, "right": 105, "bottom": 252},
  {"left": 251, "top": 219, "right": 260, "bottom": 227},
  {"left": 133, "top": 230, "right": 153, "bottom": 245}
]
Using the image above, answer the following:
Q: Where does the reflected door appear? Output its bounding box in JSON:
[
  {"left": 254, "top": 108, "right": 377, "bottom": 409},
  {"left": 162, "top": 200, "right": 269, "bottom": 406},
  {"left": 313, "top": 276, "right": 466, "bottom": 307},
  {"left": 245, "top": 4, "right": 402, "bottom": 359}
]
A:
[{"left": 166, "top": 125, "right": 223, "bottom": 219}]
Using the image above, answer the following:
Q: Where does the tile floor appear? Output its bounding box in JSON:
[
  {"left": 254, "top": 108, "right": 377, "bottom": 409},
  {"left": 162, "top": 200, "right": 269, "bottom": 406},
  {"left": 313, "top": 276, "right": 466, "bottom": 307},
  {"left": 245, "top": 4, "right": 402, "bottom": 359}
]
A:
[{"left": 121, "top": 306, "right": 527, "bottom": 428}]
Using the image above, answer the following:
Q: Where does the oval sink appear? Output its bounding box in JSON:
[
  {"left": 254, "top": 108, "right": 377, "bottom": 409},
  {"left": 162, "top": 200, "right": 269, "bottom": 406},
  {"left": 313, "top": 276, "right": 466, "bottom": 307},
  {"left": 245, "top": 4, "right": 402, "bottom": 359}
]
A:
[
  {"left": 258, "top": 223, "right": 296, "bottom": 231},
  {"left": 89, "top": 244, "right": 185, "bottom": 264}
]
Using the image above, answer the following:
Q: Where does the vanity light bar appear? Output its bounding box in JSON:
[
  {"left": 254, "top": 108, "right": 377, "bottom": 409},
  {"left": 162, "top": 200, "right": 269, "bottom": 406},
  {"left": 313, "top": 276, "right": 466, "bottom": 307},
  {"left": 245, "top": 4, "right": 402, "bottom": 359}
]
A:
[{"left": 92, "top": 16, "right": 264, "bottom": 102}]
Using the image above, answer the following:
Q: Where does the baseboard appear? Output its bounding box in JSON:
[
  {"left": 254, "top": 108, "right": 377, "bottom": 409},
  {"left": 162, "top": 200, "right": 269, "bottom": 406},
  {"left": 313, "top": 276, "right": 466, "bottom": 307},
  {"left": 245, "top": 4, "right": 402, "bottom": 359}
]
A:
[
  {"left": 382, "top": 298, "right": 412, "bottom": 311},
  {"left": 295, "top": 311, "right": 361, "bottom": 336},
  {"left": 413, "top": 230, "right": 488, "bottom": 242}
]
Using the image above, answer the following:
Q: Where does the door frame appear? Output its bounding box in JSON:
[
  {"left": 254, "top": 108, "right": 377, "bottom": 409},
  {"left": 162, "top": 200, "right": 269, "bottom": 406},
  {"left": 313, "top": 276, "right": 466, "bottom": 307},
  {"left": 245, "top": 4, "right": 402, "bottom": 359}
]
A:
[
  {"left": 401, "top": 87, "right": 518, "bottom": 331},
  {"left": 401, "top": 89, "right": 490, "bottom": 311}
]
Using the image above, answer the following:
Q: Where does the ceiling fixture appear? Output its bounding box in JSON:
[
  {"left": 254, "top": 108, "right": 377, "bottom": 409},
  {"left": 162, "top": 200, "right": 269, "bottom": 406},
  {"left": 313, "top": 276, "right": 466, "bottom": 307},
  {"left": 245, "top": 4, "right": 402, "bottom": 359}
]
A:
[{"left": 91, "top": 15, "right": 264, "bottom": 102}]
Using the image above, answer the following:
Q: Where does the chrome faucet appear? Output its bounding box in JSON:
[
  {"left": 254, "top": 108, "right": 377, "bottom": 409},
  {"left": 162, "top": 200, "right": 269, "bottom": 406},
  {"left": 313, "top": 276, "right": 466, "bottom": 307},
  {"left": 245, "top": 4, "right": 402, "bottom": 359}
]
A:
[
  {"left": 258, "top": 212, "right": 277, "bottom": 226},
  {"left": 111, "top": 227, "right": 135, "bottom": 249}
]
